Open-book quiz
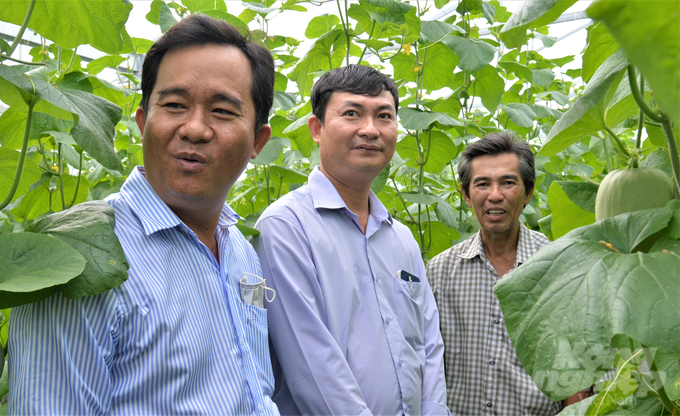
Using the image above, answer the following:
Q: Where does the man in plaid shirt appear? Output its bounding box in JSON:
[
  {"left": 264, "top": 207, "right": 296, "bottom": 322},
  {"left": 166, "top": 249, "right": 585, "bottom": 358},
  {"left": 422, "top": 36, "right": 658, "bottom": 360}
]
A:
[{"left": 427, "top": 132, "right": 587, "bottom": 415}]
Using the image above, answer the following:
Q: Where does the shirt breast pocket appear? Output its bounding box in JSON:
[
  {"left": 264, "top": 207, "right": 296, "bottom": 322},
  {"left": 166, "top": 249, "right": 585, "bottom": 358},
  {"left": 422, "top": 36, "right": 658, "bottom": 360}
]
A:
[
  {"left": 393, "top": 277, "right": 425, "bottom": 352},
  {"left": 239, "top": 302, "right": 274, "bottom": 396}
]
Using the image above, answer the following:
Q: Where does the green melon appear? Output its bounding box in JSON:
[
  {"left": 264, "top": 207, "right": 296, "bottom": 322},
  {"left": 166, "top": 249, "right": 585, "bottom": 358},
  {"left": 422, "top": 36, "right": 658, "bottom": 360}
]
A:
[{"left": 595, "top": 167, "right": 674, "bottom": 220}]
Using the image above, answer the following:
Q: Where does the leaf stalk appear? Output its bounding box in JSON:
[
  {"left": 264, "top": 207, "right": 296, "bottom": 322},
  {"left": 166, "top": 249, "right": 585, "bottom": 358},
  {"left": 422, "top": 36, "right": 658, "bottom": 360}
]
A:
[
  {"left": 0, "top": 100, "right": 35, "bottom": 210},
  {"left": 628, "top": 65, "right": 664, "bottom": 123},
  {"left": 4, "top": 0, "right": 37, "bottom": 59}
]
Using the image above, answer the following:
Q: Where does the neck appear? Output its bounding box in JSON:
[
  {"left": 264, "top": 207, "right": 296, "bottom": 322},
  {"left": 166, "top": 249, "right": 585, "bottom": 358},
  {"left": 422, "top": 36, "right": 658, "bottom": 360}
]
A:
[
  {"left": 319, "top": 166, "right": 374, "bottom": 232},
  {"left": 479, "top": 223, "right": 521, "bottom": 277},
  {"left": 171, "top": 203, "right": 223, "bottom": 259}
]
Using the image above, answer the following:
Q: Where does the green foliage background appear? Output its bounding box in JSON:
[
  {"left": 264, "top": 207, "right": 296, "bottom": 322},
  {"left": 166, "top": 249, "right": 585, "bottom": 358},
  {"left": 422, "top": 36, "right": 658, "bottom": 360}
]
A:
[{"left": 0, "top": 0, "right": 679, "bottom": 413}]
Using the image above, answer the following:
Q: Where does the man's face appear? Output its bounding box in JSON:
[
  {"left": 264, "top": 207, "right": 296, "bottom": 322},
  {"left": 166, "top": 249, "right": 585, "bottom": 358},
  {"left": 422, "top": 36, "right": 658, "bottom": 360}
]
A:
[
  {"left": 309, "top": 90, "right": 397, "bottom": 185},
  {"left": 135, "top": 44, "right": 270, "bottom": 213},
  {"left": 464, "top": 153, "right": 533, "bottom": 240}
]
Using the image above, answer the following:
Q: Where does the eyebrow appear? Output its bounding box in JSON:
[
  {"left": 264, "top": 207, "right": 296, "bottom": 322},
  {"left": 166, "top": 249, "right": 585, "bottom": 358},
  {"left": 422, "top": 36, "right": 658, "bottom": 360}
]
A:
[
  {"left": 156, "top": 88, "right": 244, "bottom": 107},
  {"left": 341, "top": 101, "right": 396, "bottom": 113},
  {"left": 472, "top": 174, "right": 520, "bottom": 183}
]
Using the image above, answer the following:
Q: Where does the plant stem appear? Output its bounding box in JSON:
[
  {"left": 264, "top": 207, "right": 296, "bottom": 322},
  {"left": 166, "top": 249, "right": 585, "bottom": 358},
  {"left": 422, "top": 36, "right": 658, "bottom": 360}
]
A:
[
  {"left": 4, "top": 0, "right": 37, "bottom": 58},
  {"left": 64, "top": 46, "right": 77, "bottom": 74},
  {"left": 58, "top": 143, "right": 65, "bottom": 210},
  {"left": 67, "top": 150, "right": 83, "bottom": 209},
  {"left": 628, "top": 65, "right": 664, "bottom": 123},
  {"left": 0, "top": 100, "right": 35, "bottom": 210},
  {"left": 605, "top": 125, "right": 631, "bottom": 158},
  {"left": 0, "top": 54, "right": 44, "bottom": 65},
  {"left": 390, "top": 178, "right": 416, "bottom": 224},
  {"left": 357, "top": 21, "right": 376, "bottom": 64},
  {"left": 265, "top": 165, "right": 271, "bottom": 206},
  {"left": 660, "top": 116, "right": 680, "bottom": 198},
  {"left": 344, "top": 0, "right": 350, "bottom": 66},
  {"left": 602, "top": 135, "right": 613, "bottom": 172}
]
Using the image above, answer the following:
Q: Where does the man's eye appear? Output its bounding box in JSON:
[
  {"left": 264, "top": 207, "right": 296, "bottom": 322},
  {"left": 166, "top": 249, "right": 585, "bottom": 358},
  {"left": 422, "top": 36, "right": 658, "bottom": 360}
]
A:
[
  {"left": 344, "top": 110, "right": 358, "bottom": 117},
  {"left": 164, "top": 103, "right": 183, "bottom": 109},
  {"left": 214, "top": 108, "right": 235, "bottom": 116},
  {"left": 378, "top": 113, "right": 393, "bottom": 120}
]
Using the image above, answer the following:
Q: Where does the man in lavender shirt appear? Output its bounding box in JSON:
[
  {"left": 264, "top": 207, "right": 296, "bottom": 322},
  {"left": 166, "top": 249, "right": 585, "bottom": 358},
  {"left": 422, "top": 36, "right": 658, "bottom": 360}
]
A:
[{"left": 254, "top": 65, "right": 449, "bottom": 416}]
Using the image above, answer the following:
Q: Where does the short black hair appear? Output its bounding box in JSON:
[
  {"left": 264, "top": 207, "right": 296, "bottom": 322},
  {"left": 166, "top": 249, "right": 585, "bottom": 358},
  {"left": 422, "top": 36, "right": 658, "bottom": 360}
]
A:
[
  {"left": 310, "top": 64, "right": 399, "bottom": 124},
  {"left": 140, "top": 14, "right": 274, "bottom": 131},
  {"left": 458, "top": 131, "right": 535, "bottom": 197}
]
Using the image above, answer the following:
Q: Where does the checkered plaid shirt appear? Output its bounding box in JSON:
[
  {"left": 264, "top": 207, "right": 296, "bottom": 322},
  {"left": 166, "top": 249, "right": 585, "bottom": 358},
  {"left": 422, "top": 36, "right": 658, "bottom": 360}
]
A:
[{"left": 427, "top": 223, "right": 562, "bottom": 416}]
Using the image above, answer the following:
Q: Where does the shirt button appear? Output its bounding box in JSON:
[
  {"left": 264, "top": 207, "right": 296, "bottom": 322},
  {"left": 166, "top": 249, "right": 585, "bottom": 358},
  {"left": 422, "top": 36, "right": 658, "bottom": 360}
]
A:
[
  {"left": 397, "top": 359, "right": 403, "bottom": 367},
  {"left": 494, "top": 319, "right": 500, "bottom": 325},
  {"left": 403, "top": 404, "right": 408, "bottom": 412},
  {"left": 385, "top": 316, "right": 390, "bottom": 324},
  {"left": 489, "top": 360, "right": 495, "bottom": 365},
  {"left": 486, "top": 402, "right": 492, "bottom": 408}
]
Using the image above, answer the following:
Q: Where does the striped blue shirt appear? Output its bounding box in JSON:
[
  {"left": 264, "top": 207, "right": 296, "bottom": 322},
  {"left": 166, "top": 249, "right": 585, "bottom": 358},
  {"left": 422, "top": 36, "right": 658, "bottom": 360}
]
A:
[{"left": 9, "top": 166, "right": 279, "bottom": 416}]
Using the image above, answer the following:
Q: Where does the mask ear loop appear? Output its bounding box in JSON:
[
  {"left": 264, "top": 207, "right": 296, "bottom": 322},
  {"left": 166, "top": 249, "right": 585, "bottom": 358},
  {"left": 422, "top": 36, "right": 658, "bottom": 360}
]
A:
[{"left": 263, "top": 280, "right": 276, "bottom": 303}]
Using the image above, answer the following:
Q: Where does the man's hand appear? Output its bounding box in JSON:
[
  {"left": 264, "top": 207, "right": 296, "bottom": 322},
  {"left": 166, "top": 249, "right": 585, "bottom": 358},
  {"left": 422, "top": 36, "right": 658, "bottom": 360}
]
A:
[{"left": 564, "top": 387, "right": 594, "bottom": 406}]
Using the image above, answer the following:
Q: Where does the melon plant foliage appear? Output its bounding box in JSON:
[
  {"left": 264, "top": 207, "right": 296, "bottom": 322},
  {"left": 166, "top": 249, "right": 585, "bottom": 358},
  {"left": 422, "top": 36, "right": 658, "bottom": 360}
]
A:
[{"left": 0, "top": 0, "right": 679, "bottom": 413}]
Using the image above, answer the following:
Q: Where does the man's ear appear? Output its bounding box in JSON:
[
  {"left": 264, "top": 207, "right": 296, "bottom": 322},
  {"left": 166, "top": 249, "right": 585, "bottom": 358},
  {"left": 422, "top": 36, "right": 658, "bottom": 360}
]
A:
[
  {"left": 251, "top": 124, "right": 272, "bottom": 159},
  {"left": 461, "top": 185, "right": 472, "bottom": 206},
  {"left": 308, "top": 115, "right": 323, "bottom": 144},
  {"left": 524, "top": 186, "right": 535, "bottom": 207},
  {"left": 135, "top": 107, "right": 146, "bottom": 140}
]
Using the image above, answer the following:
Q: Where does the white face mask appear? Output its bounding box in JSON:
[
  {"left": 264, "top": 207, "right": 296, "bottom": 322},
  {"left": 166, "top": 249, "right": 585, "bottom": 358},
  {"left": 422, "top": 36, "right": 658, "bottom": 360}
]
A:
[{"left": 239, "top": 272, "right": 276, "bottom": 309}]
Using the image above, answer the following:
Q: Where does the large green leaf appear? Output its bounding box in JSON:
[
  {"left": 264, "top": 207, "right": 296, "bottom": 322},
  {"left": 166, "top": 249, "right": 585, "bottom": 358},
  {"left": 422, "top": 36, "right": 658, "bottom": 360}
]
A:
[
  {"left": 539, "top": 50, "right": 628, "bottom": 156},
  {"left": 500, "top": 103, "right": 536, "bottom": 127},
  {"left": 582, "top": 23, "right": 619, "bottom": 83},
  {"left": 398, "top": 108, "right": 463, "bottom": 131},
  {"left": 494, "top": 206, "right": 680, "bottom": 400},
  {"left": 0, "top": 65, "right": 123, "bottom": 171},
  {"left": 396, "top": 131, "right": 458, "bottom": 173},
  {"left": 305, "top": 14, "right": 341, "bottom": 39},
  {"left": 500, "top": 0, "right": 578, "bottom": 49},
  {"left": 443, "top": 36, "right": 496, "bottom": 73},
  {"left": 499, "top": 61, "right": 533, "bottom": 82},
  {"left": 283, "top": 114, "right": 315, "bottom": 158},
  {"left": 87, "top": 55, "right": 126, "bottom": 76},
  {"left": 267, "top": 166, "right": 308, "bottom": 184},
  {"left": 0, "top": 0, "right": 131, "bottom": 54},
  {"left": 587, "top": 0, "right": 680, "bottom": 127},
  {"left": 0, "top": 233, "right": 86, "bottom": 308},
  {"left": 474, "top": 65, "right": 504, "bottom": 112},
  {"left": 420, "top": 21, "right": 466, "bottom": 44},
  {"left": 27, "top": 201, "right": 128, "bottom": 299},
  {"left": 0, "top": 108, "right": 72, "bottom": 149},
  {"left": 289, "top": 30, "right": 346, "bottom": 96},
  {"left": 420, "top": 42, "right": 459, "bottom": 91},
  {"left": 0, "top": 148, "right": 41, "bottom": 206},
  {"left": 252, "top": 136, "right": 288, "bottom": 165},
  {"left": 548, "top": 181, "right": 596, "bottom": 239}
]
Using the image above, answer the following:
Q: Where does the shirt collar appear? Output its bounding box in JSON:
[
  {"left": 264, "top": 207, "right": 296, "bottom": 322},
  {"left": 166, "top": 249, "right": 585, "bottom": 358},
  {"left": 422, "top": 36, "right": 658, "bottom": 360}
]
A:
[
  {"left": 308, "top": 167, "right": 393, "bottom": 226},
  {"left": 515, "top": 222, "right": 533, "bottom": 265},
  {"left": 121, "top": 166, "right": 240, "bottom": 236},
  {"left": 457, "top": 222, "right": 533, "bottom": 263}
]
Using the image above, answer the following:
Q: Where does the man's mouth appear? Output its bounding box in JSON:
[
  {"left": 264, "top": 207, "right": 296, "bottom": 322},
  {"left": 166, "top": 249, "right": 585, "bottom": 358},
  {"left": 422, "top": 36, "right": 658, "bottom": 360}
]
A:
[
  {"left": 354, "top": 143, "right": 381, "bottom": 151},
  {"left": 175, "top": 152, "right": 207, "bottom": 167},
  {"left": 487, "top": 209, "right": 506, "bottom": 216}
]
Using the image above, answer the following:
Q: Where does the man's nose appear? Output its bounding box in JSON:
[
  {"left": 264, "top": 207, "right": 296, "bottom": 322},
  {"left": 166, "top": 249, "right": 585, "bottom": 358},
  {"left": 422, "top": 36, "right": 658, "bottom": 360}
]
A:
[
  {"left": 357, "top": 117, "right": 379, "bottom": 138},
  {"left": 488, "top": 183, "right": 503, "bottom": 200},
  {"left": 179, "top": 111, "right": 214, "bottom": 143}
]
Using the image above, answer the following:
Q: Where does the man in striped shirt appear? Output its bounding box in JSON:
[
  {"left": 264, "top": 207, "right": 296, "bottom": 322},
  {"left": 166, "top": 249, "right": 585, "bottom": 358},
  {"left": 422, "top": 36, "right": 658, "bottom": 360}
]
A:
[{"left": 9, "top": 15, "right": 279, "bottom": 415}]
